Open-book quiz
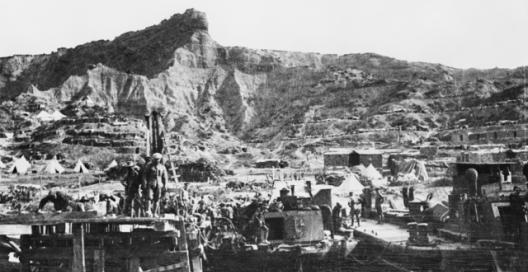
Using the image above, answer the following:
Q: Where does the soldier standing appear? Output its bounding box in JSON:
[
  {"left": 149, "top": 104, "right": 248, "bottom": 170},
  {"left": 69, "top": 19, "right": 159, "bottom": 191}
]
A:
[
  {"left": 142, "top": 153, "right": 168, "bottom": 217},
  {"left": 122, "top": 161, "right": 142, "bottom": 217},
  {"left": 375, "top": 188, "right": 385, "bottom": 224},
  {"left": 348, "top": 192, "right": 361, "bottom": 227}
]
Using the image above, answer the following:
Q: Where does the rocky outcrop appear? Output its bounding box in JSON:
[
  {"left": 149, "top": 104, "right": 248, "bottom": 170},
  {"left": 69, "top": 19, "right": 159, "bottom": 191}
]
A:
[
  {"left": 32, "top": 114, "right": 147, "bottom": 154},
  {"left": 0, "top": 8, "right": 527, "bottom": 153}
]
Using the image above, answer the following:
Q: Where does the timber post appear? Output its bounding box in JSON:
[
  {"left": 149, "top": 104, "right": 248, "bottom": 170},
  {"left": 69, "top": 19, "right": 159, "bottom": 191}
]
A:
[{"left": 72, "top": 223, "right": 86, "bottom": 272}]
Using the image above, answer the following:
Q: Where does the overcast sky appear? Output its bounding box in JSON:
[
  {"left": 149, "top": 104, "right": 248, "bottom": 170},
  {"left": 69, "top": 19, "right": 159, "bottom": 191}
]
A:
[{"left": 3, "top": 0, "right": 527, "bottom": 69}]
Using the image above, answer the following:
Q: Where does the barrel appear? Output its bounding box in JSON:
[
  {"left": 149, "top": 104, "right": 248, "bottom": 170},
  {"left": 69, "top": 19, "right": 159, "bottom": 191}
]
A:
[
  {"left": 417, "top": 223, "right": 429, "bottom": 244},
  {"left": 407, "top": 222, "right": 417, "bottom": 243}
]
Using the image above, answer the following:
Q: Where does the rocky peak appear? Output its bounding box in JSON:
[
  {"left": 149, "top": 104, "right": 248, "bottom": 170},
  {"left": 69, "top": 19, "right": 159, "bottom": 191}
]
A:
[
  {"left": 0, "top": 8, "right": 214, "bottom": 97},
  {"left": 179, "top": 8, "right": 208, "bottom": 30}
]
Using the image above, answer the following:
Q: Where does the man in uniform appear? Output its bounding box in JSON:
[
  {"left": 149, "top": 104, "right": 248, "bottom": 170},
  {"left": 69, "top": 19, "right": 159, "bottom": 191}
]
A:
[
  {"left": 375, "top": 188, "right": 385, "bottom": 224},
  {"left": 142, "top": 153, "right": 168, "bottom": 217},
  {"left": 348, "top": 192, "right": 362, "bottom": 227},
  {"left": 122, "top": 161, "right": 142, "bottom": 216}
]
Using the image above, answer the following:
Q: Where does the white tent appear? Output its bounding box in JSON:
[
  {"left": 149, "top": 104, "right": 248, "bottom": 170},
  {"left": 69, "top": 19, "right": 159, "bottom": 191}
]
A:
[
  {"left": 36, "top": 111, "right": 53, "bottom": 122},
  {"left": 104, "top": 160, "right": 118, "bottom": 172},
  {"left": 50, "top": 110, "right": 66, "bottom": 121},
  {"left": 42, "top": 159, "right": 65, "bottom": 174},
  {"left": 73, "top": 160, "right": 89, "bottom": 174},
  {"left": 364, "top": 164, "right": 383, "bottom": 180},
  {"left": 351, "top": 164, "right": 383, "bottom": 180},
  {"left": 351, "top": 163, "right": 387, "bottom": 187},
  {"left": 8, "top": 156, "right": 31, "bottom": 174},
  {"left": 0, "top": 160, "right": 5, "bottom": 169},
  {"left": 333, "top": 173, "right": 364, "bottom": 196}
]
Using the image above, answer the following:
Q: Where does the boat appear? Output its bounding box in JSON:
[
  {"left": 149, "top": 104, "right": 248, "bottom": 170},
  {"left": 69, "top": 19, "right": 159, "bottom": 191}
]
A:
[{"left": 204, "top": 183, "right": 358, "bottom": 272}]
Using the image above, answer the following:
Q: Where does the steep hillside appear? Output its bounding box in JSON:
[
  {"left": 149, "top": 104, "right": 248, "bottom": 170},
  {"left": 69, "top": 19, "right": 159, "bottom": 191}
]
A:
[{"left": 1, "top": 8, "right": 527, "bottom": 165}]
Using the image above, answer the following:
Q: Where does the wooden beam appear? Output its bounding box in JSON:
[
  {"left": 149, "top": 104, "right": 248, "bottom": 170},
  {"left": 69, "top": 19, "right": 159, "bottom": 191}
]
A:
[
  {"left": 93, "top": 248, "right": 105, "bottom": 272},
  {"left": 128, "top": 256, "right": 141, "bottom": 272},
  {"left": 24, "top": 248, "right": 188, "bottom": 261},
  {"left": 72, "top": 223, "right": 86, "bottom": 272},
  {"left": 0, "top": 212, "right": 183, "bottom": 225}
]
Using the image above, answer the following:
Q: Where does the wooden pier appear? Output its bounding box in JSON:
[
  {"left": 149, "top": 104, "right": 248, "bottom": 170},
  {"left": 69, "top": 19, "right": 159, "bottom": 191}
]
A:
[{"left": 0, "top": 212, "right": 201, "bottom": 272}]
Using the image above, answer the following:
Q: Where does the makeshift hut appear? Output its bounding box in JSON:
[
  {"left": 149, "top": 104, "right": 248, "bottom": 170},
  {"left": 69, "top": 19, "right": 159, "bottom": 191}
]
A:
[
  {"left": 324, "top": 149, "right": 383, "bottom": 169},
  {"left": 8, "top": 156, "right": 31, "bottom": 174},
  {"left": 350, "top": 150, "right": 383, "bottom": 169},
  {"left": 73, "top": 159, "right": 89, "bottom": 173},
  {"left": 395, "top": 158, "right": 429, "bottom": 183},
  {"left": 42, "top": 159, "right": 65, "bottom": 174},
  {"left": 255, "top": 159, "right": 288, "bottom": 168},
  {"left": 324, "top": 149, "right": 353, "bottom": 168},
  {"left": 177, "top": 158, "right": 225, "bottom": 182}
]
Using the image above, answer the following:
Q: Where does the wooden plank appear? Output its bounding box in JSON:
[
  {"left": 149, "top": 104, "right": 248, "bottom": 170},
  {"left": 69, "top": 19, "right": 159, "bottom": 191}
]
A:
[
  {"left": 143, "top": 261, "right": 188, "bottom": 272},
  {"left": 128, "top": 256, "right": 141, "bottom": 272},
  {"left": 72, "top": 223, "right": 86, "bottom": 272},
  {"left": 0, "top": 211, "right": 98, "bottom": 225},
  {"left": 93, "top": 248, "right": 105, "bottom": 272},
  {"left": 0, "top": 212, "right": 184, "bottom": 225},
  {"left": 24, "top": 248, "right": 188, "bottom": 260}
]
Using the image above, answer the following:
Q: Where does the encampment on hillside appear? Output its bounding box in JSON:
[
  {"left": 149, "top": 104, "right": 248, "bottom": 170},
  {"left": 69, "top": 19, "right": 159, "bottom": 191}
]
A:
[
  {"left": 351, "top": 163, "right": 387, "bottom": 187},
  {"left": 74, "top": 159, "right": 89, "bottom": 174},
  {"left": 8, "top": 156, "right": 31, "bottom": 174},
  {"left": 42, "top": 159, "right": 65, "bottom": 174}
]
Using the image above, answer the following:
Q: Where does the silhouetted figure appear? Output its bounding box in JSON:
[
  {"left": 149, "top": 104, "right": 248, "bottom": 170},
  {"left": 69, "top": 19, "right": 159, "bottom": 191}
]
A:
[
  {"left": 122, "top": 161, "right": 143, "bottom": 216},
  {"left": 509, "top": 186, "right": 525, "bottom": 243},
  {"left": 332, "top": 202, "right": 343, "bottom": 234},
  {"left": 402, "top": 186, "right": 409, "bottom": 208},
  {"left": 375, "top": 188, "right": 385, "bottom": 224}
]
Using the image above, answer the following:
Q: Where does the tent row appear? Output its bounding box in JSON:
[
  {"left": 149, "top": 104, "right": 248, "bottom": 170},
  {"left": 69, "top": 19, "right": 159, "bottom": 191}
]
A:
[{"left": 0, "top": 157, "right": 90, "bottom": 175}]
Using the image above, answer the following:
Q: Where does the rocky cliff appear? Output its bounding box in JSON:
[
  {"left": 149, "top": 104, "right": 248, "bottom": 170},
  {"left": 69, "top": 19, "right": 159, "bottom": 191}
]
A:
[{"left": 1, "top": 8, "right": 527, "bottom": 162}]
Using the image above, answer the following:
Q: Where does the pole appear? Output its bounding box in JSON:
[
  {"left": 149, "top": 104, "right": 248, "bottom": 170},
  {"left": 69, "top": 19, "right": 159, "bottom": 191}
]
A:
[{"left": 72, "top": 223, "right": 86, "bottom": 272}]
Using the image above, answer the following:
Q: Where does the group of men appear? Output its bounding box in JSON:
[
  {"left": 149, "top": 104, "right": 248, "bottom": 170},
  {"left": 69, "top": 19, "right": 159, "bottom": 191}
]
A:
[
  {"left": 122, "top": 152, "right": 169, "bottom": 217},
  {"left": 330, "top": 187, "right": 386, "bottom": 234}
]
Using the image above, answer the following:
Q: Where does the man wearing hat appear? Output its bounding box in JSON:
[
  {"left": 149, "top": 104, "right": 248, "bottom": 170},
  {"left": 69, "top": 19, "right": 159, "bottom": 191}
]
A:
[
  {"left": 142, "top": 153, "right": 168, "bottom": 217},
  {"left": 122, "top": 160, "right": 142, "bottom": 216}
]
